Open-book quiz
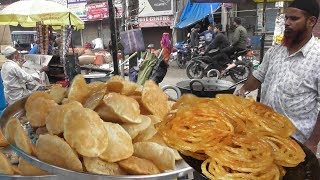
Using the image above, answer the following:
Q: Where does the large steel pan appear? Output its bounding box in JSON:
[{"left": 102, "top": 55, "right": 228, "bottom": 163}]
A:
[
  {"left": 0, "top": 97, "right": 193, "bottom": 180},
  {"left": 163, "top": 70, "right": 246, "bottom": 99},
  {"left": 179, "top": 140, "right": 320, "bottom": 180}
]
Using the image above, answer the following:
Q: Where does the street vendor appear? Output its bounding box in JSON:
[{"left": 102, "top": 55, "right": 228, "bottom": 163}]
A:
[
  {"left": 237, "top": 0, "right": 320, "bottom": 153},
  {"left": 1, "top": 46, "right": 41, "bottom": 105}
]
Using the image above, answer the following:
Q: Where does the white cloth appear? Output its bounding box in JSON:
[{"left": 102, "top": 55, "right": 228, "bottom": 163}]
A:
[
  {"left": 92, "top": 38, "right": 104, "bottom": 50},
  {"left": 1, "top": 59, "right": 37, "bottom": 105},
  {"left": 2, "top": 46, "right": 17, "bottom": 57},
  {"left": 253, "top": 36, "right": 320, "bottom": 142}
]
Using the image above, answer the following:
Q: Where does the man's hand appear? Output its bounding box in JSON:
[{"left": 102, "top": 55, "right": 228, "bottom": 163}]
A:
[
  {"left": 40, "top": 66, "right": 49, "bottom": 72},
  {"left": 304, "top": 139, "right": 317, "bottom": 154},
  {"left": 235, "top": 87, "right": 247, "bottom": 97}
]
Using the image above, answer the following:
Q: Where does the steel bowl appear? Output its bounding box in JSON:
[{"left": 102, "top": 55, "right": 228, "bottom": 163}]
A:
[{"left": 0, "top": 97, "right": 193, "bottom": 180}]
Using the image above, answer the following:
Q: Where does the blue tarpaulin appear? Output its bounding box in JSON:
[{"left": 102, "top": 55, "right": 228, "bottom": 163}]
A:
[
  {"left": 191, "top": 0, "right": 245, "bottom": 2},
  {"left": 176, "top": 0, "right": 221, "bottom": 28}
]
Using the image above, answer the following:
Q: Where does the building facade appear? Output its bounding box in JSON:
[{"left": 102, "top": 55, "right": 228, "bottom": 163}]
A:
[{"left": 138, "top": 0, "right": 175, "bottom": 49}]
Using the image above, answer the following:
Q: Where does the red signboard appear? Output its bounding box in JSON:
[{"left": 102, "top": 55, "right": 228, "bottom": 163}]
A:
[
  {"left": 139, "top": 15, "right": 174, "bottom": 27},
  {"left": 86, "top": 2, "right": 108, "bottom": 21}
]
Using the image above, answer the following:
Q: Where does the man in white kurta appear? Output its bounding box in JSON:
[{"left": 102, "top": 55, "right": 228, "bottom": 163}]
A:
[{"left": 1, "top": 46, "right": 38, "bottom": 105}]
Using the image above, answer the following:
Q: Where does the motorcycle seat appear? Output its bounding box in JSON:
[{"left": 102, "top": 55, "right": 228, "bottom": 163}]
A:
[
  {"left": 228, "top": 49, "right": 248, "bottom": 60},
  {"left": 235, "top": 49, "right": 248, "bottom": 56},
  {"left": 208, "top": 48, "right": 219, "bottom": 54}
]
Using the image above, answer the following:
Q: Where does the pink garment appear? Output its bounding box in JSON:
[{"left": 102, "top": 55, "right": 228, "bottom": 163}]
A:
[{"left": 160, "top": 33, "right": 171, "bottom": 50}]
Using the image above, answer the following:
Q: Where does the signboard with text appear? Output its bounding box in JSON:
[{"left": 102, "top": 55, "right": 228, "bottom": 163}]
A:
[
  {"left": 139, "top": 0, "right": 173, "bottom": 17},
  {"left": 67, "top": 0, "right": 87, "bottom": 21},
  {"left": 66, "top": 0, "right": 122, "bottom": 21},
  {"left": 139, "top": 15, "right": 173, "bottom": 27},
  {"left": 86, "top": 2, "right": 109, "bottom": 21}
]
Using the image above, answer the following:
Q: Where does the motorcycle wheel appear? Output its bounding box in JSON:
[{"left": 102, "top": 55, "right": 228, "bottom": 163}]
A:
[
  {"left": 176, "top": 53, "right": 187, "bottom": 69},
  {"left": 229, "top": 64, "right": 252, "bottom": 83},
  {"left": 186, "top": 61, "right": 205, "bottom": 79}
]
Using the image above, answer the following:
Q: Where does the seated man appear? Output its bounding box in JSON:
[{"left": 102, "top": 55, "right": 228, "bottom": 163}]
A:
[{"left": 1, "top": 46, "right": 41, "bottom": 105}]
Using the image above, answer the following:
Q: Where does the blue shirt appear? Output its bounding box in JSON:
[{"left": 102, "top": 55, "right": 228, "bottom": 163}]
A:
[
  {"left": 29, "top": 44, "right": 38, "bottom": 54},
  {"left": 29, "top": 44, "right": 53, "bottom": 55},
  {"left": 199, "top": 30, "right": 215, "bottom": 44}
]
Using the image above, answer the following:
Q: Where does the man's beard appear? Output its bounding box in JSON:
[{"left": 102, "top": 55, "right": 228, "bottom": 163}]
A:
[{"left": 282, "top": 25, "right": 307, "bottom": 48}]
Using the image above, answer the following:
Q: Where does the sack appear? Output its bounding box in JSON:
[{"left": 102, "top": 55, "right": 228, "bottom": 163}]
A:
[
  {"left": 120, "top": 29, "right": 145, "bottom": 55},
  {"left": 149, "top": 60, "right": 168, "bottom": 84}
]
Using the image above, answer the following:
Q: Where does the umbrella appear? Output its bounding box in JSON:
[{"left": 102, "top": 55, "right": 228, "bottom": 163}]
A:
[{"left": 0, "top": 0, "right": 84, "bottom": 29}]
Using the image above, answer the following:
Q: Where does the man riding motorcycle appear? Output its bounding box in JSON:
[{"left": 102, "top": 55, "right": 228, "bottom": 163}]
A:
[
  {"left": 187, "top": 22, "right": 251, "bottom": 82},
  {"left": 221, "top": 17, "right": 247, "bottom": 61},
  {"left": 204, "top": 24, "right": 230, "bottom": 54}
]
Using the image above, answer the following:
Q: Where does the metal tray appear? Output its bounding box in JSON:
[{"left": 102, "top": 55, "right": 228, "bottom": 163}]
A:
[
  {"left": 0, "top": 97, "right": 193, "bottom": 180},
  {"left": 0, "top": 146, "right": 58, "bottom": 180},
  {"left": 179, "top": 141, "right": 320, "bottom": 180}
]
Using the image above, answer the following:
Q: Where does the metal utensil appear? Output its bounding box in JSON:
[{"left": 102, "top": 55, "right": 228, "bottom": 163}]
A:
[{"left": 0, "top": 97, "right": 193, "bottom": 180}]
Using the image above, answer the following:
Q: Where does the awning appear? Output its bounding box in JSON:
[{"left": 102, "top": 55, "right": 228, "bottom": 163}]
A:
[{"left": 176, "top": 0, "right": 221, "bottom": 28}]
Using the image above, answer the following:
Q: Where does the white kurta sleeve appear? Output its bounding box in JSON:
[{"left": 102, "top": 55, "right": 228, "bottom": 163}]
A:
[
  {"left": 13, "top": 65, "right": 36, "bottom": 83},
  {"left": 252, "top": 48, "right": 273, "bottom": 83}
]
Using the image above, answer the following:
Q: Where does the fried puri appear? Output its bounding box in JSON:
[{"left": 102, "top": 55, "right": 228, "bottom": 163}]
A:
[
  {"left": 99, "top": 122, "right": 133, "bottom": 162},
  {"left": 45, "top": 101, "right": 83, "bottom": 135},
  {"left": 5, "top": 117, "right": 33, "bottom": 155},
  {"left": 118, "top": 156, "right": 160, "bottom": 175},
  {"left": 83, "top": 157, "right": 126, "bottom": 175},
  {"left": 141, "top": 80, "right": 169, "bottom": 119},
  {"left": 64, "top": 108, "right": 108, "bottom": 157},
  {"left": 26, "top": 97, "right": 57, "bottom": 127},
  {"left": 95, "top": 93, "right": 141, "bottom": 123},
  {"left": 36, "top": 134, "right": 83, "bottom": 172}
]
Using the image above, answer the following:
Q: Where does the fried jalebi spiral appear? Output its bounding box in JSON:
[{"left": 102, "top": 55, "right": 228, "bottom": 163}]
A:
[
  {"left": 205, "top": 135, "right": 274, "bottom": 174},
  {"left": 215, "top": 94, "right": 296, "bottom": 137},
  {"left": 158, "top": 105, "right": 235, "bottom": 154},
  {"left": 202, "top": 159, "right": 282, "bottom": 180},
  {"left": 256, "top": 132, "right": 306, "bottom": 167},
  {"left": 158, "top": 94, "right": 306, "bottom": 179},
  {"left": 244, "top": 101, "right": 296, "bottom": 137}
]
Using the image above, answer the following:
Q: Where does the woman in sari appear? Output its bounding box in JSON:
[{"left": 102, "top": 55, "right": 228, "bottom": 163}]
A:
[{"left": 160, "top": 32, "right": 171, "bottom": 63}]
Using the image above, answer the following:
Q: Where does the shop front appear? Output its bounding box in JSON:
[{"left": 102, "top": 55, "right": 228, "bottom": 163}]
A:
[
  {"left": 138, "top": 0, "right": 174, "bottom": 49},
  {"left": 139, "top": 15, "right": 174, "bottom": 49}
]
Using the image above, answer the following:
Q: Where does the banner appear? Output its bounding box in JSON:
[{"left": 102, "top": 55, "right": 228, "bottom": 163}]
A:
[
  {"left": 139, "top": 0, "right": 173, "bottom": 17},
  {"left": 139, "top": 15, "right": 173, "bottom": 27},
  {"left": 272, "top": 14, "right": 285, "bottom": 45},
  {"left": 67, "top": 0, "right": 87, "bottom": 21},
  {"left": 86, "top": 2, "right": 108, "bottom": 20}
]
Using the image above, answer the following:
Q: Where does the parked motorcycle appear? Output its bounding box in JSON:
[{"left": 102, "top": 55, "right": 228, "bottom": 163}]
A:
[
  {"left": 174, "top": 41, "right": 191, "bottom": 68},
  {"left": 186, "top": 49, "right": 252, "bottom": 82}
]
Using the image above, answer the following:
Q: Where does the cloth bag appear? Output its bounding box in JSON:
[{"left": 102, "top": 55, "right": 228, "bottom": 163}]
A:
[
  {"left": 149, "top": 60, "right": 168, "bottom": 84},
  {"left": 120, "top": 29, "right": 145, "bottom": 55},
  {"left": 136, "top": 52, "right": 158, "bottom": 85}
]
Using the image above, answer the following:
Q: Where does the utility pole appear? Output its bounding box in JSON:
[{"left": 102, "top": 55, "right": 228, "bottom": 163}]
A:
[
  {"left": 257, "top": 0, "right": 267, "bottom": 102},
  {"left": 108, "top": 0, "right": 119, "bottom": 75},
  {"left": 127, "top": 0, "right": 139, "bottom": 69},
  {"left": 120, "top": 0, "right": 127, "bottom": 77}
]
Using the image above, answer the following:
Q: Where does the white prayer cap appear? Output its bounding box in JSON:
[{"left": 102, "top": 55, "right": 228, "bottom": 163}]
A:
[{"left": 2, "top": 46, "right": 17, "bottom": 58}]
